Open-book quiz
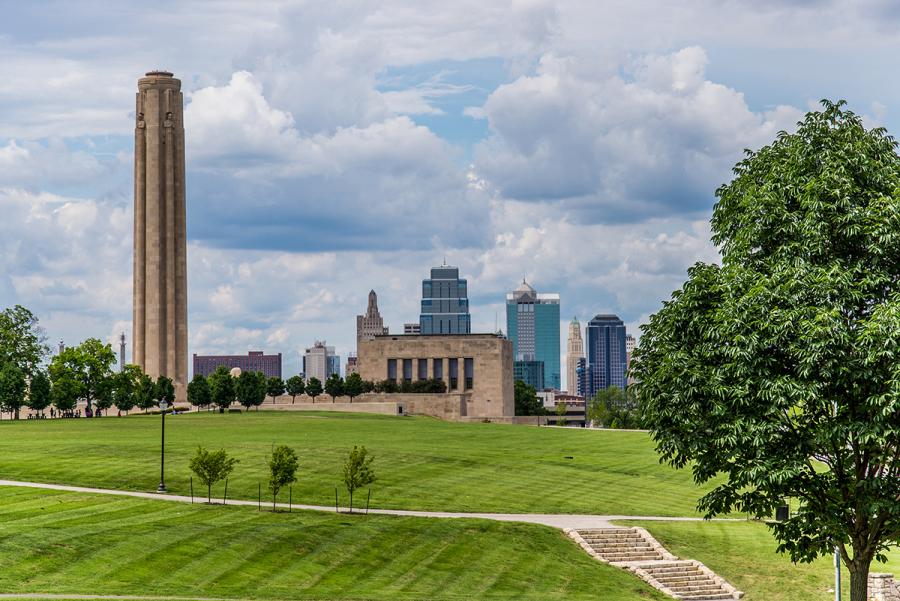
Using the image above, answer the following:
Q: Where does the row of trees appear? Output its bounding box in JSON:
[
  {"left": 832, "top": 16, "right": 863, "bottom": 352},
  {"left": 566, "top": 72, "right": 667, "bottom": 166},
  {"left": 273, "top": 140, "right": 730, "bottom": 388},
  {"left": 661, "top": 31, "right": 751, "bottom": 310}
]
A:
[
  {"left": 186, "top": 370, "right": 450, "bottom": 411},
  {"left": 190, "top": 443, "right": 376, "bottom": 513},
  {"left": 0, "top": 306, "right": 178, "bottom": 419}
]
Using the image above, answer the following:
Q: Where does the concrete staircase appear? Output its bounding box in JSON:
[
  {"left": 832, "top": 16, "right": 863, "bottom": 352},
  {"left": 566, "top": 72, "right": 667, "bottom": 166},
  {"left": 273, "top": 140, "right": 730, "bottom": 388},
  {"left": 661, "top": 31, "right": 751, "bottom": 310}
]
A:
[{"left": 567, "top": 527, "right": 743, "bottom": 600}]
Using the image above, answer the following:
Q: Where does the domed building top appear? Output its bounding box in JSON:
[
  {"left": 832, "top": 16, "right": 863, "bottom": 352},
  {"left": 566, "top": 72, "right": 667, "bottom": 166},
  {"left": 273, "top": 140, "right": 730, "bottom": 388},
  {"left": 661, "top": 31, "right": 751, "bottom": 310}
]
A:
[{"left": 513, "top": 278, "right": 537, "bottom": 301}]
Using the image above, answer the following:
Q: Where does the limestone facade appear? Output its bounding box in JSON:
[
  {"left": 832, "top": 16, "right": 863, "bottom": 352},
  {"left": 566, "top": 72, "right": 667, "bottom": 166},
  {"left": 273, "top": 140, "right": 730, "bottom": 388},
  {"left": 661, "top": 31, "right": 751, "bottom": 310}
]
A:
[
  {"left": 566, "top": 317, "right": 584, "bottom": 395},
  {"left": 870, "top": 573, "right": 900, "bottom": 601},
  {"left": 133, "top": 71, "right": 188, "bottom": 400},
  {"left": 357, "top": 334, "right": 514, "bottom": 418},
  {"left": 357, "top": 290, "right": 389, "bottom": 344}
]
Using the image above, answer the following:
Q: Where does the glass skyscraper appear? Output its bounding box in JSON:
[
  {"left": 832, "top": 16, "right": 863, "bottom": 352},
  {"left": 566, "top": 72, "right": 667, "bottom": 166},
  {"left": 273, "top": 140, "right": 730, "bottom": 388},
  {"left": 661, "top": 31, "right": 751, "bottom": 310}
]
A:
[
  {"left": 585, "top": 314, "right": 627, "bottom": 398},
  {"left": 419, "top": 265, "right": 471, "bottom": 335},
  {"left": 506, "top": 280, "right": 561, "bottom": 390}
]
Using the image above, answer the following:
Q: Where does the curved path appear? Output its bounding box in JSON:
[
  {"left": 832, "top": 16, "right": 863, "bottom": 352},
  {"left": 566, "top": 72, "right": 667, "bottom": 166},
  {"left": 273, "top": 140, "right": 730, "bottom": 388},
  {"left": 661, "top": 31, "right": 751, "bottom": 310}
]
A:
[{"left": 0, "top": 479, "right": 736, "bottom": 529}]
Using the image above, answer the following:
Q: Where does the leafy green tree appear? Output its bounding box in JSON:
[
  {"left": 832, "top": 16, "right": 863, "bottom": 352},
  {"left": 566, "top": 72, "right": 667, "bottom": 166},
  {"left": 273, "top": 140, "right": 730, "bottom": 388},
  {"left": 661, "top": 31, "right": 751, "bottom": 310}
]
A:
[
  {"left": 306, "top": 377, "right": 323, "bottom": 401},
  {"left": 285, "top": 375, "right": 304, "bottom": 403},
  {"left": 27, "top": 369, "right": 52, "bottom": 415},
  {"left": 632, "top": 101, "right": 900, "bottom": 601},
  {"left": 343, "top": 372, "right": 364, "bottom": 401},
  {"left": 94, "top": 377, "right": 114, "bottom": 416},
  {"left": 342, "top": 445, "right": 376, "bottom": 513},
  {"left": 134, "top": 373, "right": 156, "bottom": 412},
  {"left": 154, "top": 375, "right": 175, "bottom": 408},
  {"left": 325, "top": 373, "right": 344, "bottom": 402},
  {"left": 111, "top": 366, "right": 142, "bottom": 414},
  {"left": 0, "top": 362, "right": 27, "bottom": 419},
  {"left": 587, "top": 386, "right": 641, "bottom": 429},
  {"left": 268, "top": 445, "right": 299, "bottom": 510},
  {"left": 0, "top": 305, "right": 48, "bottom": 378},
  {"left": 361, "top": 379, "right": 376, "bottom": 393},
  {"left": 266, "top": 376, "right": 285, "bottom": 404},
  {"left": 236, "top": 370, "right": 259, "bottom": 411},
  {"left": 514, "top": 380, "right": 545, "bottom": 416},
  {"left": 254, "top": 372, "right": 267, "bottom": 409},
  {"left": 189, "top": 446, "right": 238, "bottom": 503},
  {"left": 187, "top": 373, "right": 211, "bottom": 410},
  {"left": 208, "top": 365, "right": 235, "bottom": 411},
  {"left": 51, "top": 371, "right": 81, "bottom": 413},
  {"left": 48, "top": 338, "right": 116, "bottom": 412}
]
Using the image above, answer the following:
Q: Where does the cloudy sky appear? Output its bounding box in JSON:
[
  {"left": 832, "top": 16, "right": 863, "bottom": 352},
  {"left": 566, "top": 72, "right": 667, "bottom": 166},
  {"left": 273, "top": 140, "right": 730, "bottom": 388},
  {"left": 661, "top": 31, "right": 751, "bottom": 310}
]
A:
[{"left": 1, "top": 0, "right": 897, "bottom": 387}]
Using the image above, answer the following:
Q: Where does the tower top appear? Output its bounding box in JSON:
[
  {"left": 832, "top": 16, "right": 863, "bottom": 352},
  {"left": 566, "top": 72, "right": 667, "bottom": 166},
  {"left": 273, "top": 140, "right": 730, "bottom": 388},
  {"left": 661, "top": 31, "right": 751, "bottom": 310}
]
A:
[{"left": 145, "top": 70, "right": 174, "bottom": 77}]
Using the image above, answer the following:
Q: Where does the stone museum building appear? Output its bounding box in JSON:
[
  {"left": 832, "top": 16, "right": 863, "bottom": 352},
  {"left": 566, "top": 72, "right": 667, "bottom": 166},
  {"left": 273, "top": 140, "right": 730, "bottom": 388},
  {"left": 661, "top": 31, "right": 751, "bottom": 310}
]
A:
[{"left": 357, "top": 333, "right": 514, "bottom": 419}]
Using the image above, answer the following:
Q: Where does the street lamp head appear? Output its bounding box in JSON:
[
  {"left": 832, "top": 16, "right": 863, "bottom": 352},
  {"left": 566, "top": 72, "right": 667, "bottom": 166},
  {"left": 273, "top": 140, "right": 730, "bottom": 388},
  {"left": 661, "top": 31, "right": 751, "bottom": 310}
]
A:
[{"left": 159, "top": 400, "right": 169, "bottom": 411}]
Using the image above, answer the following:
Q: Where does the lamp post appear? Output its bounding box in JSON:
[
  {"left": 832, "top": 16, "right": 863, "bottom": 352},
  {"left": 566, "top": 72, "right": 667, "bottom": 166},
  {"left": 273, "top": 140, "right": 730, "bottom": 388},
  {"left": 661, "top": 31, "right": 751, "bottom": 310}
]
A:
[{"left": 157, "top": 399, "right": 168, "bottom": 493}]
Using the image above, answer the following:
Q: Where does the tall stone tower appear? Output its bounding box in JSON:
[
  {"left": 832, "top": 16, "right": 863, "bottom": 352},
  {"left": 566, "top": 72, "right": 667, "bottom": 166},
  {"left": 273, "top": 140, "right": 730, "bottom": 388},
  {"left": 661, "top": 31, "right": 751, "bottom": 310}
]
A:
[
  {"left": 566, "top": 317, "right": 584, "bottom": 395},
  {"left": 356, "top": 290, "right": 388, "bottom": 345},
  {"left": 133, "top": 71, "right": 188, "bottom": 400}
]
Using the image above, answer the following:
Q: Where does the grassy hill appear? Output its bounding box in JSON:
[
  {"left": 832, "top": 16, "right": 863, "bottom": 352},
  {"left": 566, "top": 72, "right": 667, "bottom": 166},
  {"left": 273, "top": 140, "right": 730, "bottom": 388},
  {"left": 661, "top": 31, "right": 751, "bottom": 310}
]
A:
[
  {"left": 0, "top": 410, "right": 718, "bottom": 515},
  {"left": 0, "top": 486, "right": 665, "bottom": 601}
]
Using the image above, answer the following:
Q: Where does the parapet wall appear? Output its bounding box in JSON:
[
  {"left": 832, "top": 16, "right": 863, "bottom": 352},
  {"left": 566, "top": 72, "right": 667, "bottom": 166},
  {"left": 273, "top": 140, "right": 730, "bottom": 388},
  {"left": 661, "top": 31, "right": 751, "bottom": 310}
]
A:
[
  {"left": 262, "top": 392, "right": 469, "bottom": 420},
  {"left": 870, "top": 573, "right": 900, "bottom": 601}
]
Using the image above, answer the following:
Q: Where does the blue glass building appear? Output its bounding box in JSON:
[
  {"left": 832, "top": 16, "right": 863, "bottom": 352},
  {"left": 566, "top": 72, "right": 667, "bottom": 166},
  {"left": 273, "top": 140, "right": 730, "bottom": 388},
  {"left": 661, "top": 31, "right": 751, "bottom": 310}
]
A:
[
  {"left": 506, "top": 280, "right": 561, "bottom": 390},
  {"left": 585, "top": 314, "right": 627, "bottom": 398},
  {"left": 419, "top": 265, "right": 471, "bottom": 335}
]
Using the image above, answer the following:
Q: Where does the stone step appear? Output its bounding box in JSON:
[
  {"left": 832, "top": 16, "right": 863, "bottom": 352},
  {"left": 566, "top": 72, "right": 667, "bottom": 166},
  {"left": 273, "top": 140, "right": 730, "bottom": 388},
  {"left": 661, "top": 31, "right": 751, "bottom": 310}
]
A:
[{"left": 568, "top": 528, "right": 742, "bottom": 601}]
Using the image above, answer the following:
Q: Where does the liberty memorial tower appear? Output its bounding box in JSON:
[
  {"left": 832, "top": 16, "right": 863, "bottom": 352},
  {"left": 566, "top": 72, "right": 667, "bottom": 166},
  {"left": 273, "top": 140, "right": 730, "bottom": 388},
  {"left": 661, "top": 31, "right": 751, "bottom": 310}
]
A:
[{"left": 132, "top": 71, "right": 188, "bottom": 399}]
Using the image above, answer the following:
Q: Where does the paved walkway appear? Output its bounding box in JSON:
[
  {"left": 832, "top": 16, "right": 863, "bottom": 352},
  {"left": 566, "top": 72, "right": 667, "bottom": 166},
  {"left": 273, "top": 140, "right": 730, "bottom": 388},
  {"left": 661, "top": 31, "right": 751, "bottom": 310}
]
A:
[{"left": 0, "top": 479, "right": 737, "bottom": 529}]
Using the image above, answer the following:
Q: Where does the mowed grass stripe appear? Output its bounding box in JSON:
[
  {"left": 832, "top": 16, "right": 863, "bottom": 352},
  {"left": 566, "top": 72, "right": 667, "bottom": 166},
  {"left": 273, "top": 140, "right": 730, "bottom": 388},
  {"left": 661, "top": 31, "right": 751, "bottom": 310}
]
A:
[
  {"left": 0, "top": 412, "right": 716, "bottom": 515},
  {"left": 0, "top": 487, "right": 663, "bottom": 600}
]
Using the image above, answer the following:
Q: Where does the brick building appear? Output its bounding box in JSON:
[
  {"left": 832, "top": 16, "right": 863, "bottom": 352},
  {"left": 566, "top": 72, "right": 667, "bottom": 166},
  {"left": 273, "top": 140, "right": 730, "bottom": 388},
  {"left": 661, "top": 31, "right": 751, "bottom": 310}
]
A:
[{"left": 193, "top": 351, "right": 282, "bottom": 379}]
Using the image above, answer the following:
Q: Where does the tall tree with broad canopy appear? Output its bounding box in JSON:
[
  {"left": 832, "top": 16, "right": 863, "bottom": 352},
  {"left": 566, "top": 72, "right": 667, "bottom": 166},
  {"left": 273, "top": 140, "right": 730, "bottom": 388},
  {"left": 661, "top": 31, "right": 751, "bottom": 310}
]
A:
[
  {"left": 0, "top": 305, "right": 49, "bottom": 378},
  {"left": 0, "top": 362, "right": 27, "bottom": 419},
  {"left": 344, "top": 372, "right": 365, "bottom": 401},
  {"left": 27, "top": 369, "right": 52, "bottom": 416},
  {"left": 187, "top": 373, "right": 211, "bottom": 410},
  {"left": 285, "top": 375, "right": 304, "bottom": 403},
  {"left": 48, "top": 338, "right": 116, "bottom": 413},
  {"left": 154, "top": 376, "right": 175, "bottom": 408},
  {"left": 305, "top": 377, "right": 323, "bottom": 402},
  {"left": 235, "top": 370, "right": 260, "bottom": 411},
  {"left": 324, "top": 373, "right": 344, "bottom": 402},
  {"left": 632, "top": 101, "right": 900, "bottom": 601},
  {"left": 111, "top": 365, "right": 143, "bottom": 414},
  {"left": 208, "top": 366, "right": 235, "bottom": 411},
  {"left": 266, "top": 376, "right": 285, "bottom": 404},
  {"left": 134, "top": 373, "right": 156, "bottom": 412}
]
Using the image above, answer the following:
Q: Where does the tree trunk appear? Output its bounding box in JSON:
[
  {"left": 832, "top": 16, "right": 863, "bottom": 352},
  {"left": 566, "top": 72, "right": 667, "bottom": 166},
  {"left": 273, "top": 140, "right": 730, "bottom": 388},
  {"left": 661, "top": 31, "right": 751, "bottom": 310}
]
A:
[
  {"left": 849, "top": 559, "right": 870, "bottom": 601},
  {"left": 349, "top": 490, "right": 353, "bottom": 514},
  {"left": 208, "top": 485, "right": 211, "bottom": 504}
]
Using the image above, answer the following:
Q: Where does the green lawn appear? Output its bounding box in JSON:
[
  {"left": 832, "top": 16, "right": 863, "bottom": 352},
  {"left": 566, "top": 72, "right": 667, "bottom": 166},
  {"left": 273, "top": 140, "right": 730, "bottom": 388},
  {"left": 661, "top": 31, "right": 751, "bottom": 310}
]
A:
[
  {"left": 626, "top": 519, "right": 900, "bottom": 600},
  {"left": 0, "top": 486, "right": 665, "bottom": 601},
  {"left": 0, "top": 411, "right": 716, "bottom": 515}
]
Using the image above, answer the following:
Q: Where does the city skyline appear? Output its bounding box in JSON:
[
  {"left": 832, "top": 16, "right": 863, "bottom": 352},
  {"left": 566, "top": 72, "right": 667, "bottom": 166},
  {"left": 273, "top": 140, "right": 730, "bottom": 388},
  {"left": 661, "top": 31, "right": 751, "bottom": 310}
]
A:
[{"left": 4, "top": 2, "right": 895, "bottom": 392}]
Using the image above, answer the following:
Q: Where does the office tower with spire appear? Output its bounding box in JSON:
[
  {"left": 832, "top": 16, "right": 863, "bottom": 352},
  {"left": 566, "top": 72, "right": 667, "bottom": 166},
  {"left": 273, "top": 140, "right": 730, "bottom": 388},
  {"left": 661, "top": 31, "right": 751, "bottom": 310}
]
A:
[
  {"left": 566, "top": 317, "right": 584, "bottom": 395},
  {"left": 357, "top": 290, "right": 389, "bottom": 344},
  {"left": 506, "top": 279, "right": 560, "bottom": 390},
  {"left": 419, "top": 263, "right": 471, "bottom": 335}
]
